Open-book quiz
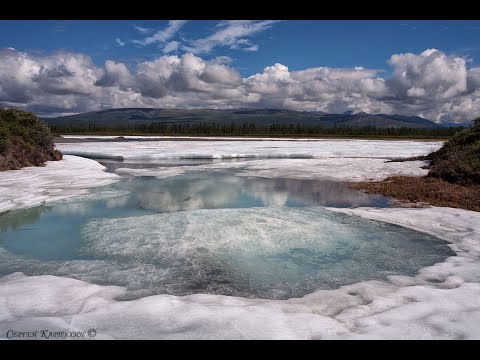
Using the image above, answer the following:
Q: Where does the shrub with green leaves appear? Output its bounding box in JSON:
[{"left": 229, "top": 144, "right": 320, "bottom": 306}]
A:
[
  {"left": 0, "top": 106, "right": 62, "bottom": 171},
  {"left": 428, "top": 117, "right": 480, "bottom": 185}
]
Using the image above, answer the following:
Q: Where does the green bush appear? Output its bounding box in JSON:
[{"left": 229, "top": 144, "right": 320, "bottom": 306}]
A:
[
  {"left": 428, "top": 117, "right": 480, "bottom": 184},
  {"left": 0, "top": 106, "right": 62, "bottom": 171}
]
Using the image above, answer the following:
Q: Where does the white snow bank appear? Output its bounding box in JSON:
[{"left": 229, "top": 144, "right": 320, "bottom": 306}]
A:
[
  {"left": 0, "top": 156, "right": 120, "bottom": 213},
  {"left": 56, "top": 139, "right": 442, "bottom": 161},
  {"left": 1, "top": 207, "right": 480, "bottom": 339}
]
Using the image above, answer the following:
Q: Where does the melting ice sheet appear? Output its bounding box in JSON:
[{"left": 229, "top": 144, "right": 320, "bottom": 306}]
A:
[
  {"left": 0, "top": 181, "right": 453, "bottom": 300},
  {"left": 56, "top": 138, "right": 442, "bottom": 161},
  {"left": 56, "top": 138, "right": 440, "bottom": 182}
]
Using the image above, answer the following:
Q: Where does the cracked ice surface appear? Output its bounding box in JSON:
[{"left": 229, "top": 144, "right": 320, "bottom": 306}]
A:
[
  {"left": 0, "top": 155, "right": 119, "bottom": 213},
  {"left": 1, "top": 207, "right": 480, "bottom": 339}
]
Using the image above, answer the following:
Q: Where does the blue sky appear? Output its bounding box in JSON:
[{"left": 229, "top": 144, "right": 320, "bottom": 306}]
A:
[
  {"left": 1, "top": 20, "right": 480, "bottom": 122},
  {"left": 2, "top": 20, "right": 480, "bottom": 75}
]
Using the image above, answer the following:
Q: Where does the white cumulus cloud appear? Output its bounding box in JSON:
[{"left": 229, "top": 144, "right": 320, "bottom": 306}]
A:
[{"left": 1, "top": 47, "right": 480, "bottom": 123}]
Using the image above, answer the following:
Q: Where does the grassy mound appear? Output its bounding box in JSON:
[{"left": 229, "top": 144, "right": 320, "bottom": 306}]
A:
[
  {"left": 427, "top": 118, "right": 480, "bottom": 185},
  {"left": 0, "top": 107, "right": 62, "bottom": 171}
]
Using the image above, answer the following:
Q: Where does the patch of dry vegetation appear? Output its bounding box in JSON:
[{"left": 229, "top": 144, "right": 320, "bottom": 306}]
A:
[
  {"left": 353, "top": 118, "right": 480, "bottom": 211},
  {"left": 352, "top": 176, "right": 480, "bottom": 212}
]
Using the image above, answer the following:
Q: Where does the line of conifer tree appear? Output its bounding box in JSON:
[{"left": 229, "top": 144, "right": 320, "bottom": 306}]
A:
[{"left": 49, "top": 122, "right": 465, "bottom": 138}]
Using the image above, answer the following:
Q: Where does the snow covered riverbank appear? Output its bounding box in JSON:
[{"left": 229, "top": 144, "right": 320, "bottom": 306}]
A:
[{"left": 0, "top": 156, "right": 119, "bottom": 213}]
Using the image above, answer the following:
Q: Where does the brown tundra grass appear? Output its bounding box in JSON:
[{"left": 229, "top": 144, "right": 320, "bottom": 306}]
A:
[{"left": 352, "top": 176, "right": 480, "bottom": 212}]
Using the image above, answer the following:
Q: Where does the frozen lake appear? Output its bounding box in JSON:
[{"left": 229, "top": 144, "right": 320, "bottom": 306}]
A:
[
  {"left": 0, "top": 167, "right": 453, "bottom": 300},
  {"left": 1, "top": 138, "right": 479, "bottom": 339}
]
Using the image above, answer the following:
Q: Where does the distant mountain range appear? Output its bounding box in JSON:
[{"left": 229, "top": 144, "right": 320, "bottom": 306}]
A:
[{"left": 43, "top": 108, "right": 449, "bottom": 129}]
